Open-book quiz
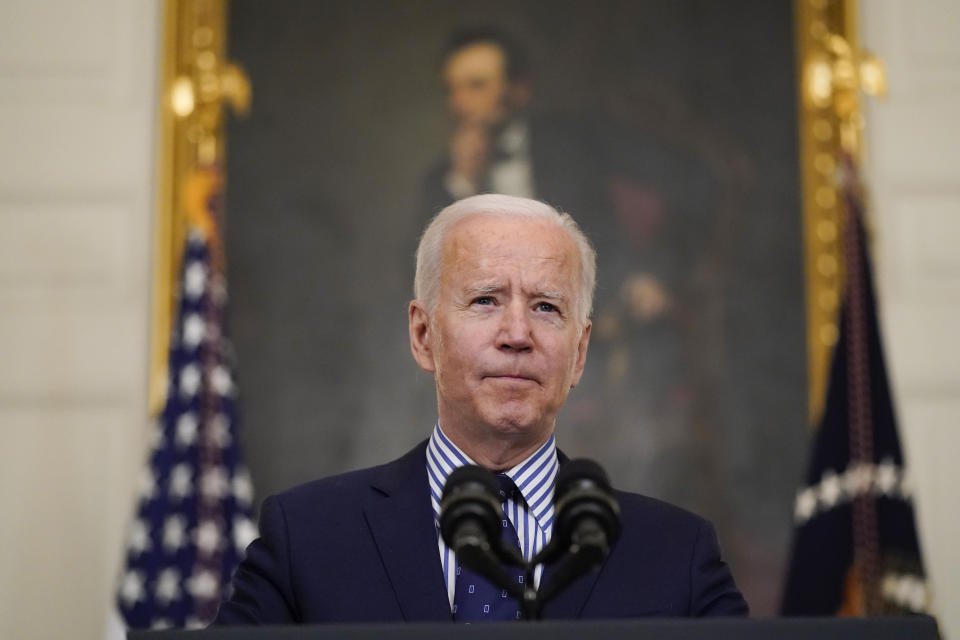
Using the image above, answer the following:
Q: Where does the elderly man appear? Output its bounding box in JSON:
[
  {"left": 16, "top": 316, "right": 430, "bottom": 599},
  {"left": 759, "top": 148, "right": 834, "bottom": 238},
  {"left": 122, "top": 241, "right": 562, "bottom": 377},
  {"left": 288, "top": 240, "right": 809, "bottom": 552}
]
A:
[{"left": 214, "top": 194, "right": 747, "bottom": 624}]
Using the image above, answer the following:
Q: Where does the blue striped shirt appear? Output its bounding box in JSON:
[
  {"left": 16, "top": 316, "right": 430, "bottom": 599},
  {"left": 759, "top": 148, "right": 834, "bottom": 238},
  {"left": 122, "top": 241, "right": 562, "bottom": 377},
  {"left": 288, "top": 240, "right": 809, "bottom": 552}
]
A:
[{"left": 426, "top": 423, "right": 558, "bottom": 609}]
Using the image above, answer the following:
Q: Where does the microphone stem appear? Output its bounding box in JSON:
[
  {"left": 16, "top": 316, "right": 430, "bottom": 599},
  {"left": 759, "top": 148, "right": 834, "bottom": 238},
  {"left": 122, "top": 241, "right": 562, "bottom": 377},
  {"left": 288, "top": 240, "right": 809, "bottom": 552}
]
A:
[{"left": 521, "top": 564, "right": 540, "bottom": 620}]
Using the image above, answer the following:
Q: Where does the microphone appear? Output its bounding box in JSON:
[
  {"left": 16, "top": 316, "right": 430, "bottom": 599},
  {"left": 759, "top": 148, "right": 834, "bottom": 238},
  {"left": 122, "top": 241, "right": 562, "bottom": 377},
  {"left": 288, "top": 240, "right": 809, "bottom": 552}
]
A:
[
  {"left": 552, "top": 458, "right": 621, "bottom": 555},
  {"left": 439, "top": 465, "right": 502, "bottom": 554},
  {"left": 534, "top": 459, "right": 621, "bottom": 609},
  {"left": 439, "top": 465, "right": 525, "bottom": 600}
]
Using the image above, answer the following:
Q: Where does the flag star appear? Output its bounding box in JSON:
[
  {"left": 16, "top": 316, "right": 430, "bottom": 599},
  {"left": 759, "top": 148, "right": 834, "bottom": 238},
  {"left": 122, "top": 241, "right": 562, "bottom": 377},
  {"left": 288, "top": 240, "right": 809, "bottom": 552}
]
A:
[
  {"left": 169, "top": 463, "right": 193, "bottom": 500},
  {"left": 186, "top": 569, "right": 220, "bottom": 600},
  {"left": 794, "top": 487, "right": 818, "bottom": 523},
  {"left": 208, "top": 414, "right": 232, "bottom": 447},
  {"left": 874, "top": 458, "right": 900, "bottom": 496},
  {"left": 185, "top": 616, "right": 206, "bottom": 630},
  {"left": 892, "top": 575, "right": 910, "bottom": 604},
  {"left": 128, "top": 518, "right": 152, "bottom": 555},
  {"left": 150, "top": 618, "right": 174, "bottom": 630},
  {"left": 210, "top": 365, "right": 233, "bottom": 396},
  {"left": 233, "top": 468, "right": 254, "bottom": 506},
  {"left": 882, "top": 573, "right": 898, "bottom": 599},
  {"left": 182, "top": 313, "right": 205, "bottom": 349},
  {"left": 183, "top": 262, "right": 207, "bottom": 300},
  {"left": 179, "top": 364, "right": 201, "bottom": 398},
  {"left": 843, "top": 463, "right": 873, "bottom": 497},
  {"left": 906, "top": 578, "right": 928, "bottom": 612},
  {"left": 154, "top": 568, "right": 181, "bottom": 606},
  {"left": 233, "top": 516, "right": 258, "bottom": 552},
  {"left": 818, "top": 470, "right": 842, "bottom": 507},
  {"left": 163, "top": 514, "right": 187, "bottom": 552},
  {"left": 195, "top": 519, "right": 222, "bottom": 555},
  {"left": 201, "top": 467, "right": 228, "bottom": 500},
  {"left": 893, "top": 575, "right": 924, "bottom": 610},
  {"left": 119, "top": 569, "right": 146, "bottom": 607},
  {"left": 175, "top": 413, "right": 198, "bottom": 448}
]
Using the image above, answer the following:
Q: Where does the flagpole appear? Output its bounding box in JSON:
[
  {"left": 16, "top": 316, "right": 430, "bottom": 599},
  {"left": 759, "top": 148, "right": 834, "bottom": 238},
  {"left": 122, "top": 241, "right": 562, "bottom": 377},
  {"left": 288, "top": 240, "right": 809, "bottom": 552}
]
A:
[{"left": 795, "top": 0, "right": 885, "bottom": 425}]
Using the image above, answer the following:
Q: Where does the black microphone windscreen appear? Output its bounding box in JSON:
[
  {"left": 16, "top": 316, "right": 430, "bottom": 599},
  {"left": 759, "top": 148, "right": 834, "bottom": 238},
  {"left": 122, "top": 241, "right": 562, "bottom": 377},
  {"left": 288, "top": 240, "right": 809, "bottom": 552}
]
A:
[
  {"left": 555, "top": 459, "right": 612, "bottom": 499},
  {"left": 441, "top": 464, "right": 500, "bottom": 500}
]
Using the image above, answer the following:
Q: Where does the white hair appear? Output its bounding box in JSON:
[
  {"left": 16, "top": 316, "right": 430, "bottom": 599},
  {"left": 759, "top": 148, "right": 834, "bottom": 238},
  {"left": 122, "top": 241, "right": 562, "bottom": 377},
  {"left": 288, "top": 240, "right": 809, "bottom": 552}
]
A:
[{"left": 414, "top": 194, "right": 597, "bottom": 324}]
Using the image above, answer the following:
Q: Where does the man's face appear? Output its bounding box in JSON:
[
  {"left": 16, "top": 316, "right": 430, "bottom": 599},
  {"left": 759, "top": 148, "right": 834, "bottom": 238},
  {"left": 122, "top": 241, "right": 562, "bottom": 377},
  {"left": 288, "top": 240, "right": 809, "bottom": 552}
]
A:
[
  {"left": 443, "top": 42, "right": 513, "bottom": 127},
  {"left": 410, "top": 214, "right": 591, "bottom": 446}
]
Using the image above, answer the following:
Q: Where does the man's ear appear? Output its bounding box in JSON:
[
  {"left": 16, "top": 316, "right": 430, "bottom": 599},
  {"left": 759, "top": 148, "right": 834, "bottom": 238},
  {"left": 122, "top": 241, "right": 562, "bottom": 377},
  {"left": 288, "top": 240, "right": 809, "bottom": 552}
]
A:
[
  {"left": 409, "top": 299, "right": 436, "bottom": 373},
  {"left": 569, "top": 320, "right": 591, "bottom": 388}
]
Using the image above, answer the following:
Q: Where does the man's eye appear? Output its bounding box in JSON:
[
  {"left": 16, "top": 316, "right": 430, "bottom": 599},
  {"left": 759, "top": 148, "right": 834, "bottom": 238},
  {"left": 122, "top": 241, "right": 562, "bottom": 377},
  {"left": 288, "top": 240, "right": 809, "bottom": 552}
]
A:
[
  {"left": 473, "top": 296, "right": 494, "bottom": 305},
  {"left": 536, "top": 301, "right": 558, "bottom": 313}
]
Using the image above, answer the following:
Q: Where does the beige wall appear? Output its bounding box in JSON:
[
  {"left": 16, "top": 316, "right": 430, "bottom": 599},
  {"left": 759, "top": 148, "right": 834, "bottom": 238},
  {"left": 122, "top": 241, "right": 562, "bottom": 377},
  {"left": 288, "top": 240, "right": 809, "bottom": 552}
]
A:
[
  {"left": 862, "top": 1, "right": 960, "bottom": 638},
  {"left": 0, "top": 1, "right": 159, "bottom": 638}
]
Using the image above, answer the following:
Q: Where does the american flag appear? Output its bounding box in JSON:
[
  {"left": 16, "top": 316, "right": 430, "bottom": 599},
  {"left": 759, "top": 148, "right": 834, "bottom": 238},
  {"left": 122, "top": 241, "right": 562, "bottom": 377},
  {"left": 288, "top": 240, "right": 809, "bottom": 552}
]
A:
[{"left": 116, "top": 221, "right": 257, "bottom": 629}]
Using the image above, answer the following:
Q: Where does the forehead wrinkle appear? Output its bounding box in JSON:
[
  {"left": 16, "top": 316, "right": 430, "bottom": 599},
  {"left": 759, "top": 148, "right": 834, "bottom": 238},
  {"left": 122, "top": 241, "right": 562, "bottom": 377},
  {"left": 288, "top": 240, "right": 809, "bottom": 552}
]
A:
[
  {"left": 532, "top": 289, "right": 568, "bottom": 302},
  {"left": 462, "top": 279, "right": 571, "bottom": 306},
  {"left": 440, "top": 214, "right": 583, "bottom": 303},
  {"left": 463, "top": 282, "right": 504, "bottom": 296},
  {"left": 459, "top": 252, "right": 573, "bottom": 281}
]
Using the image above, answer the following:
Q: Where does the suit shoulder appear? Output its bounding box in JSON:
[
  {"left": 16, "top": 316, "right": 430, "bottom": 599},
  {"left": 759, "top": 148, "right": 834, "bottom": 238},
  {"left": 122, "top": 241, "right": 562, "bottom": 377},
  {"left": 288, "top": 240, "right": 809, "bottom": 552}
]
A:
[
  {"left": 266, "top": 440, "right": 427, "bottom": 514},
  {"left": 614, "top": 489, "right": 710, "bottom": 534},
  {"left": 599, "top": 490, "right": 748, "bottom": 617},
  {"left": 270, "top": 465, "right": 383, "bottom": 509}
]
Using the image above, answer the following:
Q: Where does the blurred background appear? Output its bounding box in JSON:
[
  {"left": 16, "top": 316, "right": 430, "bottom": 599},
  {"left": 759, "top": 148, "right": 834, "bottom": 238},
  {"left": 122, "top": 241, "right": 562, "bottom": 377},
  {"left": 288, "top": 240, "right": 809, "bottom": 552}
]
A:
[{"left": 0, "top": 1, "right": 957, "bottom": 638}]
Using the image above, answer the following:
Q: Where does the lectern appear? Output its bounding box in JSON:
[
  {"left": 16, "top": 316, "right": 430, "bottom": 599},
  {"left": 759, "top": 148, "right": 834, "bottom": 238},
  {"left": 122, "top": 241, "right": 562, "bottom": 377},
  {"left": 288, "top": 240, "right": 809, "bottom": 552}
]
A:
[{"left": 130, "top": 616, "right": 940, "bottom": 640}]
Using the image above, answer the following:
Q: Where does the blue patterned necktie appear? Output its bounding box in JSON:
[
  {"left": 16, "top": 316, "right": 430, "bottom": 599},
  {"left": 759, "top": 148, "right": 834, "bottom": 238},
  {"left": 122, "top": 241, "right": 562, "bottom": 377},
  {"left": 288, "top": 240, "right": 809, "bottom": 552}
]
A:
[{"left": 453, "top": 473, "right": 525, "bottom": 621}]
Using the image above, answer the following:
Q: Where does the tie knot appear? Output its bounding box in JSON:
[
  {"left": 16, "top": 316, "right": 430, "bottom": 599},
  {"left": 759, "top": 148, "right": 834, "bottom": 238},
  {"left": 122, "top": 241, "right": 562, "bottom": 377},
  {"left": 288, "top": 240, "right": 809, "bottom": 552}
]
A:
[{"left": 495, "top": 473, "right": 519, "bottom": 505}]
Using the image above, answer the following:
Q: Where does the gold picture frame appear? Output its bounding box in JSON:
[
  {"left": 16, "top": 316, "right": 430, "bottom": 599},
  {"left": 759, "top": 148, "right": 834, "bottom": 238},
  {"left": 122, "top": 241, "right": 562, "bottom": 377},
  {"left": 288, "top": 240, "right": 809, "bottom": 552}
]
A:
[{"left": 150, "top": 0, "right": 880, "bottom": 425}]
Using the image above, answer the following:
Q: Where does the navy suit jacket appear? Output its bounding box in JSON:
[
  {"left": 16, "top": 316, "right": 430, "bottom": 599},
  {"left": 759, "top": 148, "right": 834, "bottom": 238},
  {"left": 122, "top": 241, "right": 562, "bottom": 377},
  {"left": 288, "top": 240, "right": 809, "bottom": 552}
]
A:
[{"left": 214, "top": 441, "right": 748, "bottom": 624}]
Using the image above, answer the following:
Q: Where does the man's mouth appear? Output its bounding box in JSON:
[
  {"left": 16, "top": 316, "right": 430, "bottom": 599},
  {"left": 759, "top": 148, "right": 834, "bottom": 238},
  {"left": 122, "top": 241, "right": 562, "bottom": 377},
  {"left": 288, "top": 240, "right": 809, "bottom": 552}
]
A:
[{"left": 484, "top": 373, "right": 538, "bottom": 384}]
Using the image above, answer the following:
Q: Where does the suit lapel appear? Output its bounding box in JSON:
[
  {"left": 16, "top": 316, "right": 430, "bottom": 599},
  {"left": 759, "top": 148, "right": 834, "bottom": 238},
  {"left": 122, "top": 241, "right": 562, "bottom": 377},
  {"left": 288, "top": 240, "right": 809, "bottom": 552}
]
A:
[
  {"left": 361, "top": 441, "right": 605, "bottom": 620},
  {"left": 538, "top": 557, "right": 605, "bottom": 619},
  {"left": 363, "top": 441, "right": 451, "bottom": 621}
]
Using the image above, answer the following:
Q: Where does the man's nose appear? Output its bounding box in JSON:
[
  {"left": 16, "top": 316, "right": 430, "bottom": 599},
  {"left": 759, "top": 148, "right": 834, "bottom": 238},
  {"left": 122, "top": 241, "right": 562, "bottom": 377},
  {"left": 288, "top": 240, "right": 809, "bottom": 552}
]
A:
[{"left": 498, "top": 303, "right": 533, "bottom": 352}]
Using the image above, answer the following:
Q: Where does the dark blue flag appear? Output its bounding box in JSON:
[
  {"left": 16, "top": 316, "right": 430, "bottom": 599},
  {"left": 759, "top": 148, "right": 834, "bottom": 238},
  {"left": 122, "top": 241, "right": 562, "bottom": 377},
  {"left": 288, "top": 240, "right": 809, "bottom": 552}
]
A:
[{"left": 781, "top": 156, "right": 927, "bottom": 615}]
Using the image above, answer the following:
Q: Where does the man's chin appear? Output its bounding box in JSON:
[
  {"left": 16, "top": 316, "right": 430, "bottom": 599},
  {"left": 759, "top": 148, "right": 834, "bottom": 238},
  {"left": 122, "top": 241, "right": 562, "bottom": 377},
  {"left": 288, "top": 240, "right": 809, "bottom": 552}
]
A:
[{"left": 480, "top": 407, "right": 548, "bottom": 437}]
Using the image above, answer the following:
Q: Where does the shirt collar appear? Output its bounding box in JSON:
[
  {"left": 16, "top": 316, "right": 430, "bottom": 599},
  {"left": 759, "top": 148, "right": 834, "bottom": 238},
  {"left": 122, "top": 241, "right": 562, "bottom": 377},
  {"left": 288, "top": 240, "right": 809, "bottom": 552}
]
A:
[{"left": 426, "top": 422, "right": 558, "bottom": 525}]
